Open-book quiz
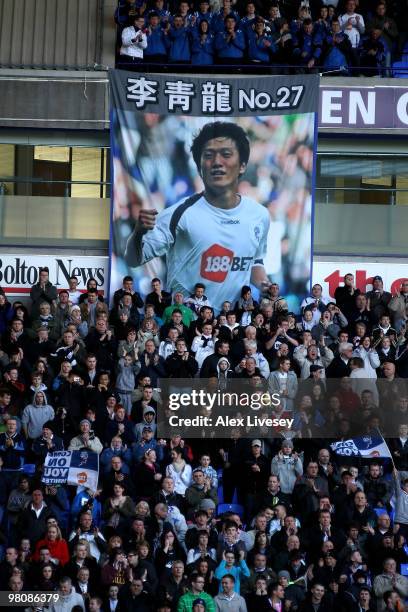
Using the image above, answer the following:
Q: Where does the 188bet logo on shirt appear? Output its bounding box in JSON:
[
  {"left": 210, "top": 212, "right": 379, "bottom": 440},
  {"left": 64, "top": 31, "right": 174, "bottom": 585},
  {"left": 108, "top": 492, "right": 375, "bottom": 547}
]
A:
[{"left": 200, "top": 244, "right": 253, "bottom": 282}]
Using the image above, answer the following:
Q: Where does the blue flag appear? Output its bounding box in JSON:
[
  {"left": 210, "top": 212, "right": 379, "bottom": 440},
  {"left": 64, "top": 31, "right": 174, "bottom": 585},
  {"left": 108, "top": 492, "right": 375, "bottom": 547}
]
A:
[{"left": 331, "top": 436, "right": 392, "bottom": 459}]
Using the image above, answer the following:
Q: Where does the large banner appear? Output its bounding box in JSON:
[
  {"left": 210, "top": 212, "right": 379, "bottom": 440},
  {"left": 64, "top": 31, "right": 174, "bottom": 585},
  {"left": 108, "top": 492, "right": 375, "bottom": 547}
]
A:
[
  {"left": 319, "top": 85, "right": 408, "bottom": 130},
  {"left": 42, "top": 451, "right": 99, "bottom": 492},
  {"left": 0, "top": 254, "right": 107, "bottom": 297},
  {"left": 313, "top": 260, "right": 408, "bottom": 299},
  {"left": 109, "top": 71, "right": 319, "bottom": 311}
]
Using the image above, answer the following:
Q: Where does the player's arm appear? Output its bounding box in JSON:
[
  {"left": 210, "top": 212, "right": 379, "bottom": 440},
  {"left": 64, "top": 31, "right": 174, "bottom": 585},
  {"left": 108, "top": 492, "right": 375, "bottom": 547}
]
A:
[
  {"left": 250, "top": 212, "right": 271, "bottom": 290},
  {"left": 124, "top": 207, "right": 173, "bottom": 267},
  {"left": 250, "top": 264, "right": 270, "bottom": 291}
]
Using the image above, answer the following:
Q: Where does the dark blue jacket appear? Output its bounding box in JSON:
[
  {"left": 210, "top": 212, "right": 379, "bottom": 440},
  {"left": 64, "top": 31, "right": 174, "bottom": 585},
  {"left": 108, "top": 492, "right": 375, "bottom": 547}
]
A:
[
  {"left": 293, "top": 29, "right": 323, "bottom": 63},
  {"left": 139, "top": 351, "right": 166, "bottom": 387},
  {"left": 132, "top": 439, "right": 165, "bottom": 463},
  {"left": 100, "top": 447, "right": 133, "bottom": 473},
  {"left": 168, "top": 26, "right": 191, "bottom": 62},
  {"left": 0, "top": 432, "right": 25, "bottom": 471},
  {"left": 193, "top": 10, "right": 214, "bottom": 28},
  {"left": 105, "top": 418, "right": 136, "bottom": 447},
  {"left": 147, "top": 8, "right": 171, "bottom": 24},
  {"left": 215, "top": 29, "right": 246, "bottom": 59},
  {"left": 190, "top": 29, "right": 215, "bottom": 64},
  {"left": 32, "top": 434, "right": 64, "bottom": 460},
  {"left": 359, "top": 35, "right": 386, "bottom": 67},
  {"left": 145, "top": 25, "right": 168, "bottom": 57},
  {"left": 323, "top": 31, "right": 351, "bottom": 71},
  {"left": 211, "top": 10, "right": 240, "bottom": 34},
  {"left": 247, "top": 29, "right": 277, "bottom": 62},
  {"left": 239, "top": 15, "right": 256, "bottom": 35}
]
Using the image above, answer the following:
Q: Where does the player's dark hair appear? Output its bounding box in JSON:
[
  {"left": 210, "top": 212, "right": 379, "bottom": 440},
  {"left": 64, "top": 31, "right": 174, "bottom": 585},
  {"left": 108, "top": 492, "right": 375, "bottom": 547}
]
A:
[{"left": 191, "top": 122, "right": 250, "bottom": 170}]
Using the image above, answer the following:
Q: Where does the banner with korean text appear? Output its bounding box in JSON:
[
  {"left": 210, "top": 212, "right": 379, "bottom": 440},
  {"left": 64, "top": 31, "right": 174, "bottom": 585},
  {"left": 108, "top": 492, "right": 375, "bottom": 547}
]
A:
[{"left": 109, "top": 70, "right": 319, "bottom": 312}]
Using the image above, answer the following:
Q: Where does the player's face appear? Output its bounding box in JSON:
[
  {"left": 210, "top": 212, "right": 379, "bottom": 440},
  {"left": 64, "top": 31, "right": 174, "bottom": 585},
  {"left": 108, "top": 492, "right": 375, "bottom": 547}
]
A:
[{"left": 200, "top": 137, "right": 246, "bottom": 194}]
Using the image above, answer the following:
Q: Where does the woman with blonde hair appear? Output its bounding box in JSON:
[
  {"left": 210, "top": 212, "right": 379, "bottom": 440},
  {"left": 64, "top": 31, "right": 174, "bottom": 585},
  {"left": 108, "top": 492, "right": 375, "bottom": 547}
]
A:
[
  {"left": 135, "top": 500, "right": 151, "bottom": 518},
  {"left": 99, "top": 535, "right": 123, "bottom": 567},
  {"left": 33, "top": 524, "right": 69, "bottom": 566}
]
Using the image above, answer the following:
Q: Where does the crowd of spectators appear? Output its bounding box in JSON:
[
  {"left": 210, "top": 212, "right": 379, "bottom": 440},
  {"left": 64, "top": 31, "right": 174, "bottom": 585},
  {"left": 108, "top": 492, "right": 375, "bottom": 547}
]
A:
[
  {"left": 0, "top": 268, "right": 407, "bottom": 610},
  {"left": 114, "top": 0, "right": 408, "bottom": 75}
]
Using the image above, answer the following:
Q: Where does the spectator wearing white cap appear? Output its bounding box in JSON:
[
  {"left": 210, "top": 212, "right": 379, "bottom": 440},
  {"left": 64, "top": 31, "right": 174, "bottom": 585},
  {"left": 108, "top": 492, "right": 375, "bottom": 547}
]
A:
[{"left": 68, "top": 419, "right": 103, "bottom": 454}]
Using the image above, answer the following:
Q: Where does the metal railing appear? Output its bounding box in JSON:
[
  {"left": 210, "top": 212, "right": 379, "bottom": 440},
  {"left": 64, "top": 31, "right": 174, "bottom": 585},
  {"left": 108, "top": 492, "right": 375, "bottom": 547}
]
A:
[
  {"left": 115, "top": 60, "right": 408, "bottom": 77},
  {"left": 315, "top": 186, "right": 408, "bottom": 206},
  {"left": 0, "top": 177, "right": 111, "bottom": 198}
]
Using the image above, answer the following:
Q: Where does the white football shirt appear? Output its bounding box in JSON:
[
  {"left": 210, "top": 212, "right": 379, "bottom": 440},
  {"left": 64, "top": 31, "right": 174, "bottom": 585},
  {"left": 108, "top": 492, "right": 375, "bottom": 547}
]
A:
[{"left": 140, "top": 193, "right": 270, "bottom": 310}]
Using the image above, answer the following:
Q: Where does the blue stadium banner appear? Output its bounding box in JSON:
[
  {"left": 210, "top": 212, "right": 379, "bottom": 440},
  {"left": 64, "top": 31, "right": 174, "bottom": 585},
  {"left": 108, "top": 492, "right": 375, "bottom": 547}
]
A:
[
  {"left": 42, "top": 450, "right": 99, "bottom": 492},
  {"left": 109, "top": 69, "right": 319, "bottom": 312}
]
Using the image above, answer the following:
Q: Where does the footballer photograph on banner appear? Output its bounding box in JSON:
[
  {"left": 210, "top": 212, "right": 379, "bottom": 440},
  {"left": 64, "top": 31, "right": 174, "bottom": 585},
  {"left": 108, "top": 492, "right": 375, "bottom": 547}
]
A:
[{"left": 109, "top": 72, "right": 319, "bottom": 312}]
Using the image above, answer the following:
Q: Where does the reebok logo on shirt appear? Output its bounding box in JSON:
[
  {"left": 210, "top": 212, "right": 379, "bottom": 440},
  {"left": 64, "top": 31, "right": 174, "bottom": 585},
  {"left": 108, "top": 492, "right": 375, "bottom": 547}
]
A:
[{"left": 200, "top": 243, "right": 253, "bottom": 282}]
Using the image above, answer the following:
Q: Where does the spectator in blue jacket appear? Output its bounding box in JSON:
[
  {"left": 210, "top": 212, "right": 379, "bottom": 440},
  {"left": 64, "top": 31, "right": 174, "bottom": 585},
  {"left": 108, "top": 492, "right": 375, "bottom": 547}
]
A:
[
  {"left": 172, "top": 0, "right": 194, "bottom": 27},
  {"left": 247, "top": 18, "right": 277, "bottom": 64},
  {"left": 323, "top": 18, "right": 352, "bottom": 74},
  {"left": 215, "top": 16, "right": 246, "bottom": 63},
  {"left": 314, "top": 6, "right": 331, "bottom": 35},
  {"left": 144, "top": 12, "right": 168, "bottom": 62},
  {"left": 132, "top": 427, "right": 165, "bottom": 463},
  {"left": 100, "top": 436, "right": 132, "bottom": 474},
  {"left": 190, "top": 19, "right": 215, "bottom": 65},
  {"left": 167, "top": 15, "right": 192, "bottom": 63},
  {"left": 192, "top": 0, "right": 213, "bottom": 29},
  {"left": 239, "top": 1, "right": 257, "bottom": 36},
  {"left": 293, "top": 18, "right": 323, "bottom": 69},
  {"left": 147, "top": 0, "right": 171, "bottom": 25},
  {"left": 211, "top": 0, "right": 240, "bottom": 34},
  {"left": 0, "top": 417, "right": 26, "bottom": 490}
]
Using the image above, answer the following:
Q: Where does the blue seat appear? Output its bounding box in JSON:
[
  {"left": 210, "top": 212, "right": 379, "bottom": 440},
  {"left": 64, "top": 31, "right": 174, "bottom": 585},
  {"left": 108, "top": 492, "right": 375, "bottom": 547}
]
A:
[
  {"left": 23, "top": 464, "right": 36, "bottom": 475},
  {"left": 392, "top": 59, "right": 408, "bottom": 78},
  {"left": 217, "top": 503, "right": 244, "bottom": 518},
  {"left": 401, "top": 563, "right": 408, "bottom": 577}
]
